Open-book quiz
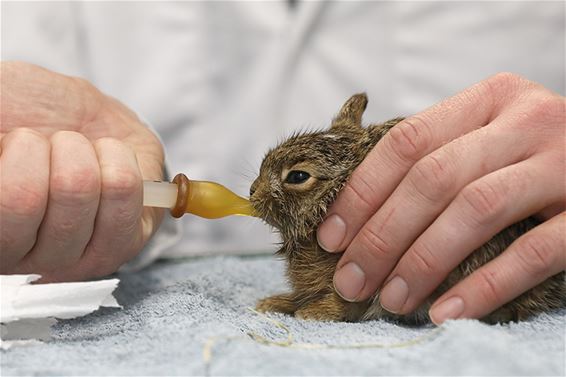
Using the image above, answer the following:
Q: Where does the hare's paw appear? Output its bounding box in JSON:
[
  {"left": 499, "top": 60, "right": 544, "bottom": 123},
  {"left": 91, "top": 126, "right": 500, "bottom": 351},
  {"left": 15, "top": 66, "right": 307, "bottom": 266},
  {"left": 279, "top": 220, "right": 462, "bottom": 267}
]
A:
[
  {"left": 295, "top": 293, "right": 369, "bottom": 322},
  {"left": 255, "top": 293, "right": 298, "bottom": 314},
  {"left": 295, "top": 305, "right": 344, "bottom": 321},
  {"left": 294, "top": 294, "right": 348, "bottom": 321}
]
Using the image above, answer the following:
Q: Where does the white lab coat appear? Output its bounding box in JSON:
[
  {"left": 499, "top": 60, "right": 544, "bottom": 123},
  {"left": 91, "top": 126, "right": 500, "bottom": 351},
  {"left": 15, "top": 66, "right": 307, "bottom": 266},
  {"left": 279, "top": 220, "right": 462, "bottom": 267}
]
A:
[{"left": 2, "top": 1, "right": 564, "bottom": 268}]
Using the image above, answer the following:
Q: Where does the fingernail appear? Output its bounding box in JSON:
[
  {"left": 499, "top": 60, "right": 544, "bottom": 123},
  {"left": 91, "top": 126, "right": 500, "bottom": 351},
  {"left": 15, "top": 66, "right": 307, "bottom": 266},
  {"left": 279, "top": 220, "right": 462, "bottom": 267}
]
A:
[
  {"left": 333, "top": 262, "right": 366, "bottom": 302},
  {"left": 380, "top": 276, "right": 409, "bottom": 314},
  {"left": 317, "top": 214, "right": 346, "bottom": 252},
  {"left": 429, "top": 296, "right": 465, "bottom": 325}
]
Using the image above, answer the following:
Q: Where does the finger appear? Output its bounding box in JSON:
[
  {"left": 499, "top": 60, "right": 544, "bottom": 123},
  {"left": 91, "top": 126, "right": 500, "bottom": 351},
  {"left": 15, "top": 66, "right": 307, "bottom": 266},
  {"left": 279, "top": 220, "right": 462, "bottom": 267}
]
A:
[
  {"left": 23, "top": 131, "right": 100, "bottom": 278},
  {"left": 333, "top": 105, "right": 550, "bottom": 302},
  {"left": 379, "top": 155, "right": 564, "bottom": 313},
  {"left": 317, "top": 73, "right": 534, "bottom": 253},
  {"left": 73, "top": 137, "right": 144, "bottom": 279},
  {"left": 428, "top": 212, "right": 566, "bottom": 324},
  {"left": 0, "top": 129, "right": 50, "bottom": 271}
]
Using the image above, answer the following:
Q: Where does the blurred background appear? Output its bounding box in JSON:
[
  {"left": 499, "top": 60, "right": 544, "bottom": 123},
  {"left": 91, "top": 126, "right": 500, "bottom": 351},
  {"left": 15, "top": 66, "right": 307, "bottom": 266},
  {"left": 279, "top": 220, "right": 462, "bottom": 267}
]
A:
[{"left": 2, "top": 1, "right": 564, "bottom": 260}]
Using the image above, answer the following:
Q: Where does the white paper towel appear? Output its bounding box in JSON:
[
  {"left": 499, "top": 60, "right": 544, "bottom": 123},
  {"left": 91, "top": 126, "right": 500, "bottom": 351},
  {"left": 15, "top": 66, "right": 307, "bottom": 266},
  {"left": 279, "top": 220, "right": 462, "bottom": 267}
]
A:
[{"left": 0, "top": 274, "right": 120, "bottom": 348}]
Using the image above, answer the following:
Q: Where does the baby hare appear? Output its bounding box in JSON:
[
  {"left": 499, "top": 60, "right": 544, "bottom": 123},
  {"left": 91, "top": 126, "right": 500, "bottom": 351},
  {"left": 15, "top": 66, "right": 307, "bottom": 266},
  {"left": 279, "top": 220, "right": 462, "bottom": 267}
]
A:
[{"left": 250, "top": 93, "right": 565, "bottom": 324}]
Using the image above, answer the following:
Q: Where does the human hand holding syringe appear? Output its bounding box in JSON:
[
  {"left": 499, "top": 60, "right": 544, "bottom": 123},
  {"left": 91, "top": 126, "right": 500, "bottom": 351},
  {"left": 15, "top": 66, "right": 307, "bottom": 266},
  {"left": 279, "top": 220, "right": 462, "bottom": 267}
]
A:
[{"left": 0, "top": 62, "right": 252, "bottom": 283}]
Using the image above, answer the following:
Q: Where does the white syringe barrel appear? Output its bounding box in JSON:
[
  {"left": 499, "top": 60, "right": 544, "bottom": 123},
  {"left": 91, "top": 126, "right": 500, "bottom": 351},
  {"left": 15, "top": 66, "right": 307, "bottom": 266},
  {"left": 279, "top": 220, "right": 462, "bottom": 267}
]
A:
[{"left": 142, "top": 181, "right": 178, "bottom": 209}]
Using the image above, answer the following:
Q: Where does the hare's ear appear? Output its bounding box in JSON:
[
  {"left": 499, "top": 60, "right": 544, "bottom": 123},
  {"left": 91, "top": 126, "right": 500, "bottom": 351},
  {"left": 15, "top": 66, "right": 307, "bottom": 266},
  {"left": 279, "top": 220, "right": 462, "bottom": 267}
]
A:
[{"left": 331, "top": 93, "right": 368, "bottom": 131}]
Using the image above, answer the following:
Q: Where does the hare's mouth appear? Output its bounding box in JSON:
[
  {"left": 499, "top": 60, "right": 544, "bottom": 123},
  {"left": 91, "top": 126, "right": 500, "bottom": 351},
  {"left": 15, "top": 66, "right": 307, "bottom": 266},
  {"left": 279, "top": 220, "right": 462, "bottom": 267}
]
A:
[{"left": 249, "top": 198, "right": 282, "bottom": 229}]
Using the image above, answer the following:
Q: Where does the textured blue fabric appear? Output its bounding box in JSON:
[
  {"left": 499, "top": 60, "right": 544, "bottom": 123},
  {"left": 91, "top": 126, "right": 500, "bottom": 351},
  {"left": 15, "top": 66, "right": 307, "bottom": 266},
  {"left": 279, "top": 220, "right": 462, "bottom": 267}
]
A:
[{"left": 1, "top": 255, "right": 564, "bottom": 376}]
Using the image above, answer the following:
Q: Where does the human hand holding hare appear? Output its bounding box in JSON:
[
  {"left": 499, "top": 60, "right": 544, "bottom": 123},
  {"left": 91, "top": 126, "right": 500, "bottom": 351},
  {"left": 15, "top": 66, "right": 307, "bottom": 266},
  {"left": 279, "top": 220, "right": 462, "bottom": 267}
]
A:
[{"left": 317, "top": 73, "right": 565, "bottom": 324}]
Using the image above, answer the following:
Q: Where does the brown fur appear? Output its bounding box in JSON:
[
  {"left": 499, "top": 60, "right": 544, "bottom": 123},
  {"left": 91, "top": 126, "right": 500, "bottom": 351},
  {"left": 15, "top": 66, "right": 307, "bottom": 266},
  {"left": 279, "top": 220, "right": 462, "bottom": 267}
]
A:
[{"left": 250, "top": 93, "right": 565, "bottom": 324}]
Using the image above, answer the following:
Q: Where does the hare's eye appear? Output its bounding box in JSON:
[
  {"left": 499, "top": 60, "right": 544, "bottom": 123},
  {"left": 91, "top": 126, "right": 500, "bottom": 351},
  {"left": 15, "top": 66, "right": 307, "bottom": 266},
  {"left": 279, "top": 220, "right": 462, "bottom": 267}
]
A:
[{"left": 284, "top": 170, "right": 311, "bottom": 184}]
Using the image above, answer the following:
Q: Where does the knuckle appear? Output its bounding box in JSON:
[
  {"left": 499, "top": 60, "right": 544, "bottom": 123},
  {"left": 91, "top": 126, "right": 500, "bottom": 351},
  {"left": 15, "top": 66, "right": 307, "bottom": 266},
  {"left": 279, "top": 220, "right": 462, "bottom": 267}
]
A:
[
  {"left": 344, "top": 172, "right": 379, "bottom": 210},
  {"left": 358, "top": 226, "right": 392, "bottom": 260},
  {"left": 524, "top": 96, "right": 566, "bottom": 125},
  {"left": 51, "top": 129, "right": 80, "bottom": 140},
  {"left": 93, "top": 136, "right": 119, "bottom": 148},
  {"left": 515, "top": 234, "right": 556, "bottom": 278},
  {"left": 475, "top": 268, "right": 503, "bottom": 305},
  {"left": 409, "top": 242, "right": 438, "bottom": 276},
  {"left": 482, "top": 72, "right": 527, "bottom": 108},
  {"left": 486, "top": 72, "right": 526, "bottom": 93},
  {"left": 52, "top": 128, "right": 88, "bottom": 151},
  {"left": 49, "top": 218, "right": 83, "bottom": 246},
  {"left": 459, "top": 180, "right": 506, "bottom": 228},
  {"left": 409, "top": 152, "right": 455, "bottom": 203},
  {"left": 457, "top": 82, "right": 490, "bottom": 111},
  {"left": 101, "top": 166, "right": 140, "bottom": 200},
  {"left": 51, "top": 166, "right": 100, "bottom": 205},
  {"left": 491, "top": 72, "right": 523, "bottom": 84},
  {"left": 2, "top": 128, "right": 49, "bottom": 153},
  {"left": 0, "top": 182, "right": 46, "bottom": 218},
  {"left": 7, "top": 127, "right": 45, "bottom": 142},
  {"left": 385, "top": 115, "right": 432, "bottom": 164}
]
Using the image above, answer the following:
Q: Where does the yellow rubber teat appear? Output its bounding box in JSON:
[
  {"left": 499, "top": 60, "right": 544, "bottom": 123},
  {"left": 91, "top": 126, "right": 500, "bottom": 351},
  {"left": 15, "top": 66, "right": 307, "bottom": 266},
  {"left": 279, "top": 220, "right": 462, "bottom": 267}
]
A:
[
  {"left": 185, "top": 180, "right": 254, "bottom": 219},
  {"left": 171, "top": 173, "right": 255, "bottom": 219}
]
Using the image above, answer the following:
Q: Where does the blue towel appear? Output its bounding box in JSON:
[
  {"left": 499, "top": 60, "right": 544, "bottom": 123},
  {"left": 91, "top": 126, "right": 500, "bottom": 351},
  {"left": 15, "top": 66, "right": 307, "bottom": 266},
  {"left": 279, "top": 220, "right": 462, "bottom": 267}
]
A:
[{"left": 2, "top": 255, "right": 564, "bottom": 376}]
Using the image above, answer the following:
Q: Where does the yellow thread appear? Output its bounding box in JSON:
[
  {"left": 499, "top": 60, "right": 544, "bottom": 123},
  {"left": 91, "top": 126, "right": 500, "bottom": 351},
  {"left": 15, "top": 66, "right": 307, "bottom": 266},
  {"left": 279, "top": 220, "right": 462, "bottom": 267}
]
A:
[
  {"left": 203, "top": 307, "right": 444, "bottom": 374},
  {"left": 246, "top": 308, "right": 443, "bottom": 349}
]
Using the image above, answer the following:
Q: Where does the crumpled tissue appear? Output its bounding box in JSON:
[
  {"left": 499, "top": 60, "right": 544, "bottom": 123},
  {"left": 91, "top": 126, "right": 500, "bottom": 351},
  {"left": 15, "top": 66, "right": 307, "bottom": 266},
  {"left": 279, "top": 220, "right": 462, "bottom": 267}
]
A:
[{"left": 0, "top": 274, "right": 120, "bottom": 349}]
